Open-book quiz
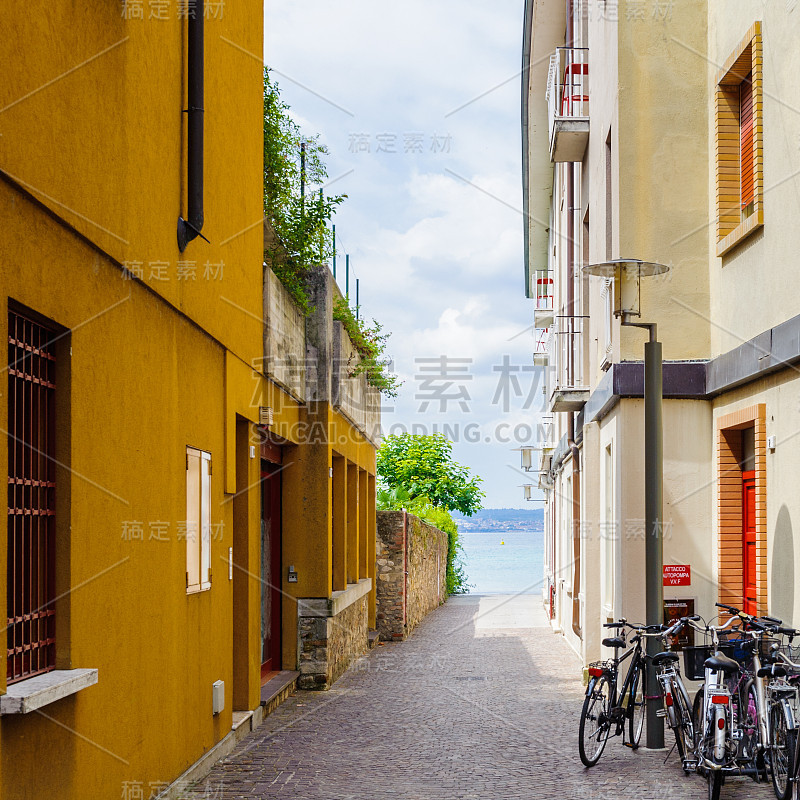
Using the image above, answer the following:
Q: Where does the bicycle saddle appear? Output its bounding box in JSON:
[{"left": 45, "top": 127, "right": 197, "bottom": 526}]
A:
[
  {"left": 652, "top": 651, "right": 680, "bottom": 666},
  {"left": 704, "top": 652, "right": 740, "bottom": 673},
  {"left": 602, "top": 636, "right": 625, "bottom": 649},
  {"left": 757, "top": 663, "right": 788, "bottom": 679}
]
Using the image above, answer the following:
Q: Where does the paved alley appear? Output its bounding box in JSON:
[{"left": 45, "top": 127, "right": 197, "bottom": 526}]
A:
[{"left": 183, "top": 596, "right": 766, "bottom": 800}]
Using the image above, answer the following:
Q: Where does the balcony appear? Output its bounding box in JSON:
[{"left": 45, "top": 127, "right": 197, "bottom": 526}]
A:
[
  {"left": 533, "top": 269, "right": 554, "bottom": 328},
  {"left": 546, "top": 47, "right": 589, "bottom": 163},
  {"left": 547, "top": 317, "right": 589, "bottom": 412},
  {"left": 533, "top": 327, "right": 549, "bottom": 367}
]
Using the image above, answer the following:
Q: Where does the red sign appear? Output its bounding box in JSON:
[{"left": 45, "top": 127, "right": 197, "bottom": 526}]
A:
[{"left": 663, "top": 565, "right": 691, "bottom": 586}]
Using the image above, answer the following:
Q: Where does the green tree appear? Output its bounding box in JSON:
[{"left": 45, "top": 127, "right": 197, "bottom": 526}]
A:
[
  {"left": 376, "top": 433, "right": 483, "bottom": 595},
  {"left": 376, "top": 433, "right": 484, "bottom": 516}
]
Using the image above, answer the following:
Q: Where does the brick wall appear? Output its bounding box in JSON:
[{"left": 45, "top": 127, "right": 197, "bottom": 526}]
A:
[{"left": 376, "top": 511, "right": 448, "bottom": 641}]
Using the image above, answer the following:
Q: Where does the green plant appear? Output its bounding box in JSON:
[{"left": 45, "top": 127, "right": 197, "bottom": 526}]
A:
[
  {"left": 333, "top": 296, "right": 401, "bottom": 397},
  {"left": 376, "top": 433, "right": 484, "bottom": 515},
  {"left": 263, "top": 68, "right": 344, "bottom": 312}
]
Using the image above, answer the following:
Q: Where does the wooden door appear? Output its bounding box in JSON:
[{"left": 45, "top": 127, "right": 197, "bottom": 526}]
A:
[
  {"left": 260, "top": 460, "right": 282, "bottom": 680},
  {"left": 742, "top": 471, "right": 757, "bottom": 616}
]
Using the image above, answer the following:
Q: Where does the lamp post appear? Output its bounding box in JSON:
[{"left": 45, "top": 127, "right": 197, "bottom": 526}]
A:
[{"left": 582, "top": 258, "right": 670, "bottom": 750}]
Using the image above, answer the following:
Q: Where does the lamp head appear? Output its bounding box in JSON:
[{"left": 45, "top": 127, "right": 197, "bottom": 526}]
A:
[{"left": 582, "top": 258, "right": 670, "bottom": 318}]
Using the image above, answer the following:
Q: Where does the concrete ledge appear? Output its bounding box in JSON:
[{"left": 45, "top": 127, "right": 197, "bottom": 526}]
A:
[
  {"left": 0, "top": 668, "right": 98, "bottom": 715},
  {"left": 298, "top": 578, "right": 372, "bottom": 618}
]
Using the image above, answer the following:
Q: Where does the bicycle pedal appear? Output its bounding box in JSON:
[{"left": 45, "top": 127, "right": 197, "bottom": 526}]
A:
[{"left": 623, "top": 742, "right": 634, "bottom": 748}]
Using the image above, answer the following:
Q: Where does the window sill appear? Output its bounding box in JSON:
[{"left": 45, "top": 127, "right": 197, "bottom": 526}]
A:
[
  {"left": 187, "top": 581, "right": 212, "bottom": 595},
  {"left": 717, "top": 208, "right": 763, "bottom": 257},
  {"left": 1, "top": 668, "right": 98, "bottom": 715}
]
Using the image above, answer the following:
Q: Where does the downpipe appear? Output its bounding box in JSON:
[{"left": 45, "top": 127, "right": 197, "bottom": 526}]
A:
[{"left": 178, "top": 0, "right": 209, "bottom": 251}]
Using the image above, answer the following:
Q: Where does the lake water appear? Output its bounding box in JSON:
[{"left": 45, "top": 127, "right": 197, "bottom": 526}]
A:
[{"left": 459, "top": 530, "right": 544, "bottom": 595}]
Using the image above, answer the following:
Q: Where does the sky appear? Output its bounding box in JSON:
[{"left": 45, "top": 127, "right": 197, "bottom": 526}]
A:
[{"left": 264, "top": 1, "right": 544, "bottom": 509}]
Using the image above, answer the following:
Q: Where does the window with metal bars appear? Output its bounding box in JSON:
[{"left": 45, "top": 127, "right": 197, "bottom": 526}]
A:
[{"left": 7, "top": 309, "right": 57, "bottom": 684}]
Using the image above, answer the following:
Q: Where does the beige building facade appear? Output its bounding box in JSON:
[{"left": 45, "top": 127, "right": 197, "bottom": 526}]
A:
[{"left": 522, "top": 0, "right": 800, "bottom": 667}]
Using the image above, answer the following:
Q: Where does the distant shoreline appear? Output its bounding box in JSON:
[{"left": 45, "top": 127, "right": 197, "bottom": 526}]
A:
[{"left": 458, "top": 528, "right": 543, "bottom": 535}]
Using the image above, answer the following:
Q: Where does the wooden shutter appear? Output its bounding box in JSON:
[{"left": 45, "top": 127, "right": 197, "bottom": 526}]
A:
[
  {"left": 740, "top": 73, "right": 754, "bottom": 209},
  {"left": 186, "top": 448, "right": 201, "bottom": 589}
]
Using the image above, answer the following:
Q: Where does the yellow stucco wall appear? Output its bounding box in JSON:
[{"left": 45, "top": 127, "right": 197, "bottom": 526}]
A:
[
  {"left": 1, "top": 5, "right": 379, "bottom": 795},
  {"left": 0, "top": 180, "right": 240, "bottom": 794}
]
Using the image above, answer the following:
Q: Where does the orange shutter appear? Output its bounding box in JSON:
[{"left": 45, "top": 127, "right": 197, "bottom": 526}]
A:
[{"left": 740, "top": 73, "right": 754, "bottom": 209}]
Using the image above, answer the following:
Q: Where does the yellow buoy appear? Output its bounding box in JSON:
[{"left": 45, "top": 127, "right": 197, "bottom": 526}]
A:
[{"left": 501, "top": 540, "right": 505, "bottom": 545}]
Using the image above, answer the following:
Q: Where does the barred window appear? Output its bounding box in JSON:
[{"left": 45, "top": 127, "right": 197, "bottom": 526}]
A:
[{"left": 7, "top": 309, "right": 57, "bottom": 683}]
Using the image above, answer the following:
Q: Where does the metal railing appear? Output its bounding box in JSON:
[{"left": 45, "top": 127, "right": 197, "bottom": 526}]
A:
[
  {"left": 549, "top": 315, "right": 588, "bottom": 392},
  {"left": 534, "top": 269, "right": 554, "bottom": 312},
  {"left": 546, "top": 47, "right": 589, "bottom": 129}
]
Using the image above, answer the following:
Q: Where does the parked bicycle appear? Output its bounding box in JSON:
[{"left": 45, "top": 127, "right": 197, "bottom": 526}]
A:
[
  {"left": 653, "top": 613, "right": 700, "bottom": 772},
  {"left": 578, "top": 619, "right": 662, "bottom": 767},
  {"left": 760, "top": 623, "right": 800, "bottom": 799},
  {"left": 689, "top": 603, "right": 793, "bottom": 799}
]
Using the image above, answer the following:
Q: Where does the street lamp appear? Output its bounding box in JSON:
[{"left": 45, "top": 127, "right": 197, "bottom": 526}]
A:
[{"left": 583, "top": 258, "right": 671, "bottom": 750}]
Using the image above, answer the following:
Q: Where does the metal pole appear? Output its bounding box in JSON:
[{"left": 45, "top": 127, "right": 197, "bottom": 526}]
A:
[
  {"left": 332, "top": 225, "right": 337, "bottom": 279},
  {"left": 346, "top": 254, "right": 350, "bottom": 298},
  {"left": 644, "top": 334, "right": 664, "bottom": 749},
  {"left": 356, "top": 278, "right": 360, "bottom": 319}
]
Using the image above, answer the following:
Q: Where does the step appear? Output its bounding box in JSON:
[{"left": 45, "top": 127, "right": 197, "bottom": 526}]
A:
[{"left": 260, "top": 670, "right": 299, "bottom": 718}]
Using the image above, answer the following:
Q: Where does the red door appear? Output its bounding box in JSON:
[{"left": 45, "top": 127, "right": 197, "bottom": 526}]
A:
[
  {"left": 260, "top": 459, "right": 282, "bottom": 681},
  {"left": 742, "top": 471, "right": 757, "bottom": 616}
]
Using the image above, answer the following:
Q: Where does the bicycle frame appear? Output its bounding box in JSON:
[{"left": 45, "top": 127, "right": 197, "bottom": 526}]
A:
[{"left": 606, "top": 636, "right": 645, "bottom": 731}]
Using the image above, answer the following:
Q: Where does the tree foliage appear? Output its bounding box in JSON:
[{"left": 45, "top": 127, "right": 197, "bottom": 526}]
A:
[
  {"left": 376, "top": 433, "right": 484, "bottom": 516},
  {"left": 263, "top": 68, "right": 344, "bottom": 312}
]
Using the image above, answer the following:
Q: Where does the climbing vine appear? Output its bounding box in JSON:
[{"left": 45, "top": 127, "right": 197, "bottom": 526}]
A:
[
  {"left": 263, "top": 68, "right": 344, "bottom": 313},
  {"left": 333, "top": 297, "right": 401, "bottom": 398}
]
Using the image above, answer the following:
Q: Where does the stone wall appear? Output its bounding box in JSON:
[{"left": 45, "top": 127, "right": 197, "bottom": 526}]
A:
[
  {"left": 332, "top": 319, "right": 381, "bottom": 443},
  {"left": 263, "top": 265, "right": 306, "bottom": 401},
  {"left": 297, "top": 580, "right": 370, "bottom": 690},
  {"left": 376, "top": 511, "right": 448, "bottom": 641}
]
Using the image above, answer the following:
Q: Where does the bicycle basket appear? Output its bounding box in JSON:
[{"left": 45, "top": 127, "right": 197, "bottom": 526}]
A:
[{"left": 683, "top": 644, "right": 735, "bottom": 681}]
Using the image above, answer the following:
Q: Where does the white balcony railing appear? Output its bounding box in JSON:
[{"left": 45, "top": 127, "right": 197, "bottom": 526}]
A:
[
  {"left": 545, "top": 47, "right": 589, "bottom": 162},
  {"left": 547, "top": 316, "right": 589, "bottom": 412},
  {"left": 534, "top": 269, "right": 554, "bottom": 328}
]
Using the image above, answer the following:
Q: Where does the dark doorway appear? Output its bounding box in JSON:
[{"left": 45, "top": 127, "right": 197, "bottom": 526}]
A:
[{"left": 260, "top": 456, "right": 282, "bottom": 680}]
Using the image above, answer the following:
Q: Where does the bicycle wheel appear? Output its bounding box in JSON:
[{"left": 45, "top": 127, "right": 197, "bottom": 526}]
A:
[
  {"left": 628, "top": 663, "right": 647, "bottom": 748},
  {"left": 738, "top": 681, "right": 762, "bottom": 775},
  {"left": 579, "top": 674, "right": 612, "bottom": 767},
  {"left": 708, "top": 770, "right": 723, "bottom": 800},
  {"left": 671, "top": 679, "right": 693, "bottom": 768},
  {"left": 769, "top": 702, "right": 795, "bottom": 800}
]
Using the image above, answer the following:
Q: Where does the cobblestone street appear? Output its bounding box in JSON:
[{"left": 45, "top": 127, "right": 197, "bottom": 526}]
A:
[{"left": 184, "top": 596, "right": 767, "bottom": 800}]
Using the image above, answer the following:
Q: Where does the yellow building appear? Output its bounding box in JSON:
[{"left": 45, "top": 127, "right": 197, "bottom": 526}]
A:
[
  {"left": 0, "top": 3, "right": 378, "bottom": 797},
  {"left": 523, "top": 0, "right": 800, "bottom": 668}
]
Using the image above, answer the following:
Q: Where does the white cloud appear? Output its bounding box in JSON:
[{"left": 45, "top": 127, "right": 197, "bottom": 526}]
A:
[{"left": 265, "top": 0, "right": 539, "bottom": 507}]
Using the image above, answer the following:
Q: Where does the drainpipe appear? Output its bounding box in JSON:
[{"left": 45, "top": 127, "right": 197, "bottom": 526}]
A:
[
  {"left": 564, "top": 0, "right": 583, "bottom": 638},
  {"left": 178, "top": 3, "right": 208, "bottom": 252},
  {"left": 569, "top": 413, "right": 581, "bottom": 636}
]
